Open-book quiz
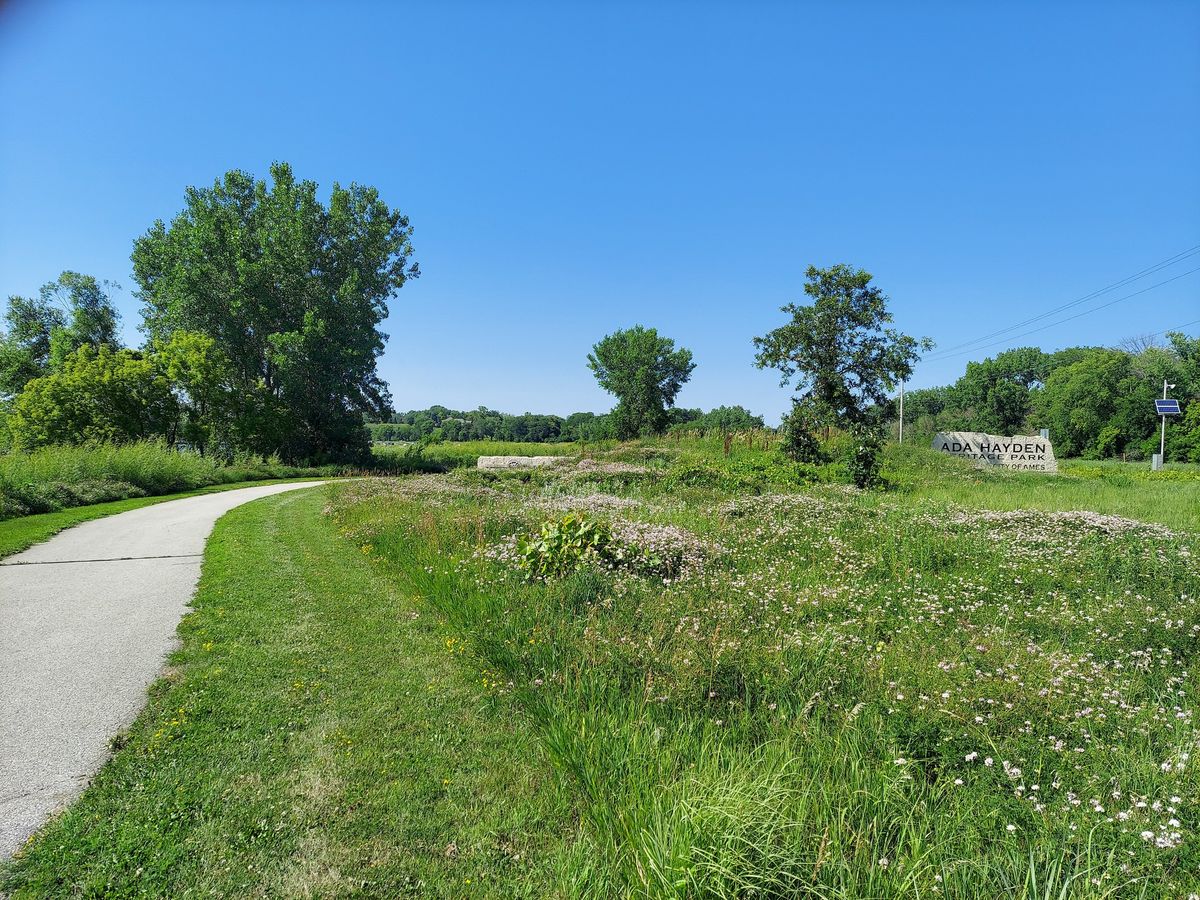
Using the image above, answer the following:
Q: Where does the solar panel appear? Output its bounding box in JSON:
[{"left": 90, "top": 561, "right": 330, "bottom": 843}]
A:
[{"left": 1155, "top": 399, "right": 1181, "bottom": 415}]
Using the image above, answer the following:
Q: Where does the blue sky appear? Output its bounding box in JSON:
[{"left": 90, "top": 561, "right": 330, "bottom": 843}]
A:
[{"left": 2, "top": 0, "right": 1197, "bottom": 423}]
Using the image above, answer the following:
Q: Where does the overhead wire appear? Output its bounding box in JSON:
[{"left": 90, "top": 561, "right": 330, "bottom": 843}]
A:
[
  {"left": 925, "top": 263, "right": 1200, "bottom": 362},
  {"left": 926, "top": 244, "right": 1200, "bottom": 360}
]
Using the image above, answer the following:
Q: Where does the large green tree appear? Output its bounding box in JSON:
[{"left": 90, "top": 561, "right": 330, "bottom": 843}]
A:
[
  {"left": 47, "top": 271, "right": 122, "bottom": 368},
  {"left": 951, "top": 347, "right": 1051, "bottom": 435},
  {"left": 0, "top": 296, "right": 60, "bottom": 400},
  {"left": 562, "top": 410, "right": 614, "bottom": 441},
  {"left": 155, "top": 331, "right": 242, "bottom": 456},
  {"left": 752, "top": 265, "right": 929, "bottom": 485},
  {"left": 587, "top": 326, "right": 695, "bottom": 439},
  {"left": 132, "top": 162, "right": 418, "bottom": 462},
  {"left": 0, "top": 272, "right": 121, "bottom": 399},
  {"left": 754, "top": 265, "right": 928, "bottom": 425},
  {"left": 1172, "top": 401, "right": 1200, "bottom": 463},
  {"left": 1031, "top": 350, "right": 1132, "bottom": 458}
]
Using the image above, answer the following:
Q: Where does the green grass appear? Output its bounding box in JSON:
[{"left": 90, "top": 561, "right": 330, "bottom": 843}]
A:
[
  {"left": 1061, "top": 458, "right": 1200, "bottom": 476},
  {"left": 0, "top": 441, "right": 407, "bottom": 522},
  {"left": 0, "top": 478, "right": 325, "bottom": 559},
  {"left": 2, "top": 488, "right": 582, "bottom": 898},
  {"left": 319, "top": 445, "right": 1200, "bottom": 897},
  {"left": 7, "top": 443, "right": 1199, "bottom": 897},
  {"left": 885, "top": 444, "right": 1200, "bottom": 532}
]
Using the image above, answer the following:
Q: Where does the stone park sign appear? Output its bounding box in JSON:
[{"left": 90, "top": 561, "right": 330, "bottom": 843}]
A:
[{"left": 932, "top": 431, "right": 1058, "bottom": 473}]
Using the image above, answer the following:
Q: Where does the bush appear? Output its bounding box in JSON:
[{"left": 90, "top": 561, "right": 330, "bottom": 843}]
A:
[
  {"left": 513, "top": 511, "right": 715, "bottom": 585},
  {"left": 663, "top": 463, "right": 745, "bottom": 492},
  {"left": 7, "top": 346, "right": 178, "bottom": 451},
  {"left": 778, "top": 409, "right": 822, "bottom": 463},
  {"left": 517, "top": 513, "right": 615, "bottom": 580},
  {"left": 845, "top": 422, "right": 886, "bottom": 488},
  {"left": 724, "top": 456, "right": 841, "bottom": 487}
]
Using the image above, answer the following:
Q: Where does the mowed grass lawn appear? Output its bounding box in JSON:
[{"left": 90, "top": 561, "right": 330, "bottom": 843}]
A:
[
  {"left": 2, "top": 488, "right": 582, "bottom": 898},
  {"left": 5, "top": 443, "right": 1200, "bottom": 898}
]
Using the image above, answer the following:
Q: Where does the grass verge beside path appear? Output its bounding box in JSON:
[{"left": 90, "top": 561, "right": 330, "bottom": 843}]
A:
[
  {"left": 2, "top": 488, "right": 580, "bottom": 898},
  {"left": 0, "top": 478, "right": 327, "bottom": 559}
]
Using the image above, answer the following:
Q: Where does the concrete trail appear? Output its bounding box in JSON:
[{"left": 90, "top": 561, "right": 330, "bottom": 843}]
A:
[{"left": 0, "top": 481, "right": 327, "bottom": 859}]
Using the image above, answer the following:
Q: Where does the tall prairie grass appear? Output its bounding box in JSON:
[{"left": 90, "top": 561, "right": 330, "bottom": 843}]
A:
[{"left": 0, "top": 441, "right": 435, "bottom": 520}]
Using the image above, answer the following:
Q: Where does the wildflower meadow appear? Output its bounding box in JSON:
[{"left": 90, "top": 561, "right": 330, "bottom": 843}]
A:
[{"left": 327, "top": 440, "right": 1200, "bottom": 897}]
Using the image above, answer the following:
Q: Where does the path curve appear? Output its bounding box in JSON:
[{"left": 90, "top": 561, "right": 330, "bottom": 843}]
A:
[{"left": 0, "top": 481, "right": 327, "bottom": 858}]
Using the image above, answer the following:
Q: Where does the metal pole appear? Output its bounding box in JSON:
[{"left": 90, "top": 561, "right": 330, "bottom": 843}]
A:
[
  {"left": 898, "top": 381, "right": 905, "bottom": 444},
  {"left": 1161, "top": 379, "right": 1168, "bottom": 460}
]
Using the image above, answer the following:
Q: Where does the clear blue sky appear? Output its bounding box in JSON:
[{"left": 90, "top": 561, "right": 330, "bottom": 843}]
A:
[{"left": 2, "top": 1, "right": 1197, "bottom": 423}]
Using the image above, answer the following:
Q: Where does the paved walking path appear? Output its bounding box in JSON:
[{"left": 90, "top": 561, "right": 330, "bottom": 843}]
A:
[{"left": 0, "top": 481, "right": 326, "bottom": 858}]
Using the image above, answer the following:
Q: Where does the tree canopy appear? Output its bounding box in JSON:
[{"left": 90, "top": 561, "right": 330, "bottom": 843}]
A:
[
  {"left": 753, "top": 264, "right": 929, "bottom": 429},
  {"left": 951, "top": 347, "right": 1053, "bottom": 435},
  {"left": 132, "top": 162, "right": 418, "bottom": 462},
  {"left": 8, "top": 345, "right": 176, "bottom": 450},
  {"left": 374, "top": 406, "right": 580, "bottom": 443},
  {"left": 587, "top": 326, "right": 696, "bottom": 439},
  {"left": 0, "top": 272, "right": 121, "bottom": 400},
  {"left": 669, "top": 405, "right": 766, "bottom": 433},
  {"left": 367, "top": 402, "right": 766, "bottom": 444}
]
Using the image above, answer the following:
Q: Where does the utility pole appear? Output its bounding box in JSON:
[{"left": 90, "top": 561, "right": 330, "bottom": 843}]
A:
[
  {"left": 898, "top": 381, "right": 905, "bottom": 444},
  {"left": 1154, "top": 379, "right": 1177, "bottom": 470},
  {"left": 1161, "top": 379, "right": 1174, "bottom": 459}
]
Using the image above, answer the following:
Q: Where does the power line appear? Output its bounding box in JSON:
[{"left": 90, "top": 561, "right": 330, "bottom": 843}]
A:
[
  {"left": 925, "top": 265, "right": 1200, "bottom": 362},
  {"left": 927, "top": 243, "right": 1200, "bottom": 359},
  {"left": 928, "top": 244, "right": 1200, "bottom": 357},
  {"left": 1144, "top": 317, "right": 1200, "bottom": 339}
]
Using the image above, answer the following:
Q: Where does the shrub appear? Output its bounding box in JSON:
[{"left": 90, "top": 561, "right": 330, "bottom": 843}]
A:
[
  {"left": 514, "top": 512, "right": 714, "bottom": 582},
  {"left": 8, "top": 346, "right": 178, "bottom": 451},
  {"left": 517, "top": 513, "right": 614, "bottom": 580},
  {"left": 778, "top": 407, "right": 822, "bottom": 463},
  {"left": 663, "top": 463, "right": 742, "bottom": 491},
  {"left": 845, "top": 422, "right": 886, "bottom": 488},
  {"left": 724, "top": 456, "right": 840, "bottom": 487}
]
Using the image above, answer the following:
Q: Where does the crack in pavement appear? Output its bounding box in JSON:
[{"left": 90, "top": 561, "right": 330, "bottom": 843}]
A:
[
  {"left": 0, "top": 775, "right": 87, "bottom": 804},
  {"left": 0, "top": 553, "right": 204, "bottom": 566}
]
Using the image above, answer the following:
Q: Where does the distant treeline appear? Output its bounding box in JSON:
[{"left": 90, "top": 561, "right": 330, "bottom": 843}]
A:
[
  {"left": 903, "top": 335, "right": 1200, "bottom": 461},
  {"left": 369, "top": 404, "right": 765, "bottom": 443}
]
